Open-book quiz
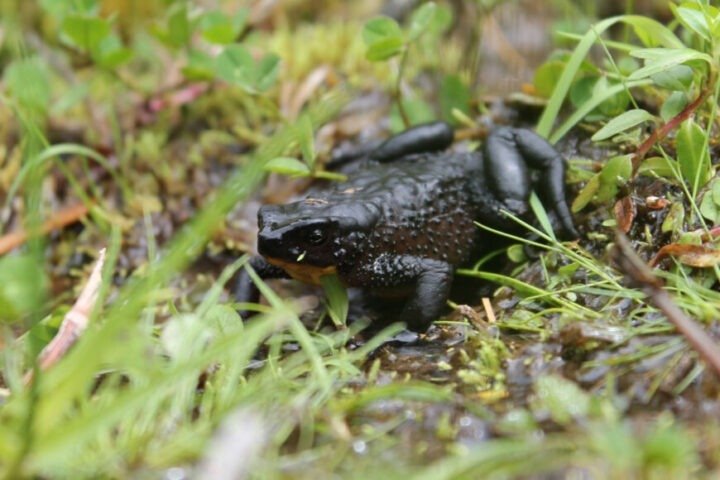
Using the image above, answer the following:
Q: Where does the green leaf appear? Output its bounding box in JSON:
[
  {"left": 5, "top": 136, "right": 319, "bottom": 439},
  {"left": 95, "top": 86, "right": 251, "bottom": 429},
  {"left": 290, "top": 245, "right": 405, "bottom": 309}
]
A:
[
  {"left": 506, "top": 244, "right": 526, "bottom": 263},
  {"left": 671, "top": 4, "right": 711, "bottom": 41},
  {"left": 200, "top": 9, "right": 247, "bottom": 45},
  {"left": 568, "top": 75, "right": 595, "bottom": 109},
  {"left": 700, "top": 179, "right": 720, "bottom": 224},
  {"left": 652, "top": 65, "right": 694, "bottom": 91},
  {"left": 182, "top": 50, "right": 216, "bottom": 80},
  {"left": 533, "top": 60, "right": 566, "bottom": 99},
  {"left": 660, "top": 91, "right": 688, "bottom": 122},
  {"left": 591, "top": 109, "right": 655, "bottom": 141},
  {"left": 571, "top": 174, "right": 600, "bottom": 212},
  {"left": 61, "top": 14, "right": 111, "bottom": 53},
  {"left": 95, "top": 34, "right": 132, "bottom": 68},
  {"left": 389, "top": 98, "right": 435, "bottom": 132},
  {"left": 320, "top": 274, "right": 348, "bottom": 327},
  {"left": 254, "top": 54, "right": 281, "bottom": 92},
  {"left": 215, "top": 44, "right": 255, "bottom": 87},
  {"left": 4, "top": 57, "right": 51, "bottom": 118},
  {"left": 0, "top": 254, "right": 48, "bottom": 323},
  {"left": 362, "top": 16, "right": 403, "bottom": 45},
  {"left": 264, "top": 157, "right": 311, "bottom": 176},
  {"left": 362, "top": 16, "right": 405, "bottom": 61},
  {"left": 596, "top": 154, "right": 632, "bottom": 202},
  {"left": 365, "top": 36, "right": 404, "bottom": 61},
  {"left": 628, "top": 15, "right": 684, "bottom": 48},
  {"left": 616, "top": 56, "right": 640, "bottom": 76},
  {"left": 97, "top": 47, "right": 133, "bottom": 68},
  {"left": 677, "top": 118, "right": 711, "bottom": 194},
  {"left": 408, "top": 2, "right": 437, "bottom": 41},
  {"left": 439, "top": 74, "right": 471, "bottom": 122},
  {"left": 215, "top": 45, "right": 279, "bottom": 93},
  {"left": 167, "top": 4, "right": 191, "bottom": 48},
  {"left": 594, "top": 78, "right": 630, "bottom": 117},
  {"left": 662, "top": 202, "right": 685, "bottom": 234},
  {"left": 428, "top": 4, "right": 453, "bottom": 34},
  {"left": 712, "top": 179, "right": 720, "bottom": 205},
  {"left": 629, "top": 48, "right": 712, "bottom": 80},
  {"left": 638, "top": 156, "right": 680, "bottom": 179},
  {"left": 630, "top": 47, "right": 679, "bottom": 60}
]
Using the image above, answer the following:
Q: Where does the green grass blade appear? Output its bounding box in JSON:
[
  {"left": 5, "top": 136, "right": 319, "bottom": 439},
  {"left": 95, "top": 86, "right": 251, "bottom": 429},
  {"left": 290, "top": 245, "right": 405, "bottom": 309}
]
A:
[{"left": 537, "top": 15, "right": 681, "bottom": 140}]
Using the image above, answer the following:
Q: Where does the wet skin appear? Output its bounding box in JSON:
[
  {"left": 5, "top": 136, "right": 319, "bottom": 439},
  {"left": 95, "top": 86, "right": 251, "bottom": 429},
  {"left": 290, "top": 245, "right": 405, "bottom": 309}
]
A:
[{"left": 236, "top": 121, "right": 578, "bottom": 331}]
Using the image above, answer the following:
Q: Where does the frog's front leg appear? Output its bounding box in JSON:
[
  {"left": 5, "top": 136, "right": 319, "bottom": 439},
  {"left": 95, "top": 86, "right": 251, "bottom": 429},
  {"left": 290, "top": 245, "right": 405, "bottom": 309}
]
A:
[
  {"left": 370, "top": 121, "right": 454, "bottom": 163},
  {"left": 234, "top": 256, "right": 290, "bottom": 314},
  {"left": 361, "top": 254, "right": 454, "bottom": 331},
  {"left": 484, "top": 127, "right": 578, "bottom": 239}
]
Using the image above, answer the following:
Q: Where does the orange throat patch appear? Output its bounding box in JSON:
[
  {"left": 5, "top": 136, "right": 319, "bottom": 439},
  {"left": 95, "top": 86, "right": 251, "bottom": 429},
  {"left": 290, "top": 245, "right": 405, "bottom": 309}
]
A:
[{"left": 265, "top": 257, "right": 337, "bottom": 285}]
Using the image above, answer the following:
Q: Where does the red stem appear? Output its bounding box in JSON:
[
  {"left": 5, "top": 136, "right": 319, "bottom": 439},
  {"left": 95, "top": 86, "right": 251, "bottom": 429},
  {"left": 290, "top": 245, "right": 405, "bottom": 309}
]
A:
[{"left": 631, "top": 85, "right": 712, "bottom": 175}]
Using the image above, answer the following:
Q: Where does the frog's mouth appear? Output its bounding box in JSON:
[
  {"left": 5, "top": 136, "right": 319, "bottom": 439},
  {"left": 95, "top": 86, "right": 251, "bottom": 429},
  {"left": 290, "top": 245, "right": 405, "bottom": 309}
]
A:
[{"left": 265, "top": 256, "right": 337, "bottom": 286}]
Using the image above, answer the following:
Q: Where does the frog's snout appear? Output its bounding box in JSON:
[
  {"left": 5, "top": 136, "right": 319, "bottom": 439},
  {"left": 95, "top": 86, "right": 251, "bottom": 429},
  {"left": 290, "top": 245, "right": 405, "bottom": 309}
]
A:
[
  {"left": 257, "top": 204, "right": 283, "bottom": 230},
  {"left": 258, "top": 226, "right": 302, "bottom": 260}
]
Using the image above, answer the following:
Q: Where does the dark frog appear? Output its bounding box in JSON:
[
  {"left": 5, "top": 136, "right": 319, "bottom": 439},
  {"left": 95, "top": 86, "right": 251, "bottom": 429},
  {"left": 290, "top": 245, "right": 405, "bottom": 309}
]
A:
[{"left": 236, "top": 122, "right": 578, "bottom": 331}]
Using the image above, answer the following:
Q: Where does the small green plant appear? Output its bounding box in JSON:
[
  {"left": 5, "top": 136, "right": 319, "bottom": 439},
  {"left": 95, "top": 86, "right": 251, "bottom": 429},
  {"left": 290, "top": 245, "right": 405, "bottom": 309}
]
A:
[
  {"left": 263, "top": 113, "right": 347, "bottom": 180},
  {"left": 538, "top": 1, "right": 720, "bottom": 215},
  {"left": 155, "top": 5, "right": 280, "bottom": 93},
  {"left": 58, "top": 6, "right": 134, "bottom": 69},
  {"left": 42, "top": 2, "right": 280, "bottom": 94},
  {"left": 361, "top": 2, "right": 455, "bottom": 128}
]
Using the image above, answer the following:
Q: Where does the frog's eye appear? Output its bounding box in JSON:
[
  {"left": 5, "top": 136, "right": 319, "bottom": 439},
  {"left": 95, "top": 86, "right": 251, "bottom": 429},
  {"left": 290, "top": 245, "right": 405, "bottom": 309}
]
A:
[{"left": 307, "top": 229, "right": 326, "bottom": 246}]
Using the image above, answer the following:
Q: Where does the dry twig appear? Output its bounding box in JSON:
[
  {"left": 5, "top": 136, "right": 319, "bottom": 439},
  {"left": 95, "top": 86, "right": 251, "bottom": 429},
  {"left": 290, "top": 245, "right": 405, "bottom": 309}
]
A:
[
  {"left": 0, "top": 203, "right": 89, "bottom": 255},
  {"left": 612, "top": 232, "right": 720, "bottom": 376},
  {"left": 25, "top": 248, "right": 106, "bottom": 383}
]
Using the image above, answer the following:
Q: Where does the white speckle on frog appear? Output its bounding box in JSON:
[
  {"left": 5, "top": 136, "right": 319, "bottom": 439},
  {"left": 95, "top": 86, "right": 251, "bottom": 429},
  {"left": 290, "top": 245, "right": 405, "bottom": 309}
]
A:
[{"left": 304, "top": 198, "right": 328, "bottom": 205}]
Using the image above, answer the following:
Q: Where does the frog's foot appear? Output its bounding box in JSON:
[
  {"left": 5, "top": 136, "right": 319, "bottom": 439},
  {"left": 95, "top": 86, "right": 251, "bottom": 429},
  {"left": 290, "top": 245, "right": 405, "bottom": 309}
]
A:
[
  {"left": 370, "top": 121, "right": 454, "bottom": 163},
  {"left": 399, "top": 259, "right": 454, "bottom": 331},
  {"left": 483, "top": 127, "right": 579, "bottom": 239},
  {"left": 362, "top": 254, "right": 454, "bottom": 332},
  {"left": 234, "top": 256, "right": 290, "bottom": 317}
]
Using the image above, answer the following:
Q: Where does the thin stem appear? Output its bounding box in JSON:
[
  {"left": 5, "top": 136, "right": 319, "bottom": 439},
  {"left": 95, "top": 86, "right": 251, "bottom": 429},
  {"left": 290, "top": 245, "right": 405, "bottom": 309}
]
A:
[
  {"left": 395, "top": 46, "right": 411, "bottom": 129},
  {"left": 631, "top": 79, "right": 714, "bottom": 175}
]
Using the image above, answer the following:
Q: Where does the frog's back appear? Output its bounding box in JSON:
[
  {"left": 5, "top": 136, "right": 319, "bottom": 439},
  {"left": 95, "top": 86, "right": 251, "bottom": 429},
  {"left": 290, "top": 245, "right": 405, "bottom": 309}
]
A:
[{"left": 323, "top": 151, "right": 485, "bottom": 269}]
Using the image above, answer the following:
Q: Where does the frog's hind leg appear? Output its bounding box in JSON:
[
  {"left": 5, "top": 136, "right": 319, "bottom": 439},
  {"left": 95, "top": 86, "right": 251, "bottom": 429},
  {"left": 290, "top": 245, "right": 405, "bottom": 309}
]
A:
[
  {"left": 370, "top": 121, "right": 454, "bottom": 163},
  {"left": 483, "top": 127, "right": 578, "bottom": 239}
]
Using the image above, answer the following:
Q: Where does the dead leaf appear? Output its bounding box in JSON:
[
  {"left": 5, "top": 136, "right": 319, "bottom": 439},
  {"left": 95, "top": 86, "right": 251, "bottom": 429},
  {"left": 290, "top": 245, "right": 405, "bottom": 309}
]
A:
[
  {"left": 650, "top": 243, "right": 720, "bottom": 268},
  {"left": 614, "top": 195, "right": 636, "bottom": 233}
]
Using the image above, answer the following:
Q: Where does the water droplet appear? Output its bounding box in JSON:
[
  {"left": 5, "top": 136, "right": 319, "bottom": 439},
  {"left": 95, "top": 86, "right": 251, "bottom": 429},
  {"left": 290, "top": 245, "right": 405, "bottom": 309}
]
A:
[{"left": 353, "top": 440, "right": 367, "bottom": 454}]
